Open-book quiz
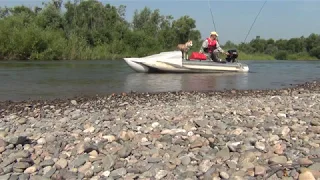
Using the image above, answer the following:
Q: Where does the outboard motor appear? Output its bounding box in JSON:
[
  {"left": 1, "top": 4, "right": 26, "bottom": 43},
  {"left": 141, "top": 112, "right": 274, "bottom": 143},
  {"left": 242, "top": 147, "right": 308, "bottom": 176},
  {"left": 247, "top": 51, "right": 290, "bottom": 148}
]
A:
[{"left": 225, "top": 49, "right": 238, "bottom": 63}]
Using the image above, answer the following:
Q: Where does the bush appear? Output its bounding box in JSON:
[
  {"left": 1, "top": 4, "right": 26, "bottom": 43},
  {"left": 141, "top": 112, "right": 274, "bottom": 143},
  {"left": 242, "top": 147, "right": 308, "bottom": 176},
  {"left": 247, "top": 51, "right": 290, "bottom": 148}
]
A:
[{"left": 275, "top": 50, "right": 288, "bottom": 60}]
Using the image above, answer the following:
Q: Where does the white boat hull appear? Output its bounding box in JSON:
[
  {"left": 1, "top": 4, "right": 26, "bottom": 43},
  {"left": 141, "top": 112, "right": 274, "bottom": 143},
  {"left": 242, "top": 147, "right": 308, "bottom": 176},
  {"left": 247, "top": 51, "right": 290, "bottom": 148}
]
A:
[
  {"left": 123, "top": 58, "right": 150, "bottom": 73},
  {"left": 123, "top": 51, "right": 249, "bottom": 73}
]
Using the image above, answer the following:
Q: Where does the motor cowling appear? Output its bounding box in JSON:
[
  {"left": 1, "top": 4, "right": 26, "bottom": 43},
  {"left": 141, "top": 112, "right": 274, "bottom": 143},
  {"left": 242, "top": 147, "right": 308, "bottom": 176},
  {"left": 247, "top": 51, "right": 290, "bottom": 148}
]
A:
[{"left": 225, "top": 49, "right": 238, "bottom": 63}]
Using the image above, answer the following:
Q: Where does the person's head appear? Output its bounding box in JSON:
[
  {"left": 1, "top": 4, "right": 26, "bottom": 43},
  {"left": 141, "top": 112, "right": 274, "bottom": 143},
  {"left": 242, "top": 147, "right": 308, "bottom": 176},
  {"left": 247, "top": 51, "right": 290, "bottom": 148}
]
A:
[{"left": 210, "top": 31, "right": 218, "bottom": 40}]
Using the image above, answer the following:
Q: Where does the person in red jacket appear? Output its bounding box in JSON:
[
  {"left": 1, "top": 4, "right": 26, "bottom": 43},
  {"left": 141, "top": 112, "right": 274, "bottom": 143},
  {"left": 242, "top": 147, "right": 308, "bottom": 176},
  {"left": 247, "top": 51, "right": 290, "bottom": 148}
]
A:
[{"left": 199, "top": 31, "right": 229, "bottom": 62}]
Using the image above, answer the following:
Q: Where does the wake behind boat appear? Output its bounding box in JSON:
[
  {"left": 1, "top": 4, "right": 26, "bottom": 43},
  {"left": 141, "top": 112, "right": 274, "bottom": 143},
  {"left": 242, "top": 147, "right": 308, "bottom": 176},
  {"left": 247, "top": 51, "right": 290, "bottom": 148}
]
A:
[{"left": 123, "top": 50, "right": 249, "bottom": 73}]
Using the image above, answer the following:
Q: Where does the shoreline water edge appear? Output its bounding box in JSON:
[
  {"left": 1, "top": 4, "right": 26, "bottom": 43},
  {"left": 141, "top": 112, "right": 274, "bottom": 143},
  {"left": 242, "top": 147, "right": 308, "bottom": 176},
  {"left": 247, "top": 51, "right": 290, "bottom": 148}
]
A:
[
  {"left": 0, "top": 80, "right": 320, "bottom": 179},
  {"left": 1, "top": 80, "right": 320, "bottom": 111}
]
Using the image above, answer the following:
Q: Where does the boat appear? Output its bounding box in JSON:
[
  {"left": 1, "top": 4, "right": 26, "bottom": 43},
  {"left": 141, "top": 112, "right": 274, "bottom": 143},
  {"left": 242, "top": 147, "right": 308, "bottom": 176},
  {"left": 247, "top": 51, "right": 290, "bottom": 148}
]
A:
[{"left": 123, "top": 50, "right": 249, "bottom": 73}]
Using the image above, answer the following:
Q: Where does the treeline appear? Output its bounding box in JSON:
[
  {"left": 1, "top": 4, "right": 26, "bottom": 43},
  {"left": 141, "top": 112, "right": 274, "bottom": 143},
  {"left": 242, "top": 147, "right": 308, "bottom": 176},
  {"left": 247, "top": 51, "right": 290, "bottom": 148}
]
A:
[
  {"left": 0, "top": 0, "right": 202, "bottom": 60},
  {"left": 0, "top": 0, "right": 319, "bottom": 61},
  {"left": 224, "top": 34, "right": 320, "bottom": 60}
]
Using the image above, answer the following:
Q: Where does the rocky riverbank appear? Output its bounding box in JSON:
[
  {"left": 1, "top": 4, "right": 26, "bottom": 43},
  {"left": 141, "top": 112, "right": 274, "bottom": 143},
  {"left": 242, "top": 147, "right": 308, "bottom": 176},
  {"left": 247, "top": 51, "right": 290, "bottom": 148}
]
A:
[{"left": 0, "top": 81, "right": 320, "bottom": 180}]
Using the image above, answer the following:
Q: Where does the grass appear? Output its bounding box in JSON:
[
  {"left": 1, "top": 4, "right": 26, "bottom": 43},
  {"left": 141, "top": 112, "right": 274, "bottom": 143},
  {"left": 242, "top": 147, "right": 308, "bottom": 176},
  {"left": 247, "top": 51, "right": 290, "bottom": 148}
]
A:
[{"left": 237, "top": 52, "right": 275, "bottom": 60}]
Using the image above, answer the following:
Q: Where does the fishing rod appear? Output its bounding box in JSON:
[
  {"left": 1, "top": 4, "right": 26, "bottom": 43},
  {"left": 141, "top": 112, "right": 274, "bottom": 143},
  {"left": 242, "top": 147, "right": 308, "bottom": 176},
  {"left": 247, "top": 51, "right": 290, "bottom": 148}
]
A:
[
  {"left": 243, "top": 0, "right": 268, "bottom": 43},
  {"left": 207, "top": 0, "right": 217, "bottom": 32},
  {"left": 208, "top": 0, "right": 223, "bottom": 50}
]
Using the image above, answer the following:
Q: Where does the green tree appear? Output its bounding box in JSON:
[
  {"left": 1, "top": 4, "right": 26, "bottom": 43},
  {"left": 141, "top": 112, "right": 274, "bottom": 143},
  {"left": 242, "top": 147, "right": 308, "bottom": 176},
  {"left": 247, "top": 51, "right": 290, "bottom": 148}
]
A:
[
  {"left": 0, "top": 0, "right": 319, "bottom": 61},
  {"left": 172, "top": 15, "right": 197, "bottom": 44}
]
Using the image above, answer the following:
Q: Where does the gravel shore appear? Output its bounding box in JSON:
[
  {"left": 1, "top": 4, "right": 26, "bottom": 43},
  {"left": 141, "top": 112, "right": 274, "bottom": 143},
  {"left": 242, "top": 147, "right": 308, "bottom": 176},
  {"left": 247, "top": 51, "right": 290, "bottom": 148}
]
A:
[{"left": 1, "top": 81, "right": 320, "bottom": 180}]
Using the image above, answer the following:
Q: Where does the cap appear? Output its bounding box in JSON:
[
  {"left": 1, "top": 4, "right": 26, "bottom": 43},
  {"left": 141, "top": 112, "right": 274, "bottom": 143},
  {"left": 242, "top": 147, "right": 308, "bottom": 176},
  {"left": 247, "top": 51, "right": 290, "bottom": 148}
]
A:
[{"left": 210, "top": 31, "right": 219, "bottom": 36}]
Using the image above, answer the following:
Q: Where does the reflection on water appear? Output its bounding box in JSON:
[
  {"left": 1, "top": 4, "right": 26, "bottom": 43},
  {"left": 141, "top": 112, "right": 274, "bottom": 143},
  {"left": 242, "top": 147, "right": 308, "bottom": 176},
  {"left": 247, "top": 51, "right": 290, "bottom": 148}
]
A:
[
  {"left": 0, "top": 60, "right": 319, "bottom": 101},
  {"left": 124, "top": 73, "right": 183, "bottom": 92},
  {"left": 181, "top": 73, "right": 249, "bottom": 91},
  {"left": 123, "top": 72, "right": 250, "bottom": 93}
]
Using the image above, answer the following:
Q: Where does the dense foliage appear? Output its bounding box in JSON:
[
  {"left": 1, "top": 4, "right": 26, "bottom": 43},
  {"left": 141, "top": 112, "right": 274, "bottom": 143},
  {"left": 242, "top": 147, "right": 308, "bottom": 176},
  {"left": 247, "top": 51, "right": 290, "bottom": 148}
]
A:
[
  {"left": 0, "top": 0, "right": 202, "bottom": 60},
  {"left": 0, "top": 0, "right": 319, "bottom": 60},
  {"left": 224, "top": 35, "right": 320, "bottom": 60}
]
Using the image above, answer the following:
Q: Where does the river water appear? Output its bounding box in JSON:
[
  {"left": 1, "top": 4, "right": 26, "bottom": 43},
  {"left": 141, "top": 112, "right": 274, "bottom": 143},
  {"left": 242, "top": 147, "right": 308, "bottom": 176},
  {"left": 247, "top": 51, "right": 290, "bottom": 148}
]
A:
[{"left": 0, "top": 59, "right": 319, "bottom": 101}]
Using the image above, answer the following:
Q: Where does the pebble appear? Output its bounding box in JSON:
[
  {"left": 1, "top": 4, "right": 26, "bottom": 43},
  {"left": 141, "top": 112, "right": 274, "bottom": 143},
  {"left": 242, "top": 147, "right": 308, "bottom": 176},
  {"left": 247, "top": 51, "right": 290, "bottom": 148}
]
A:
[
  {"left": 102, "top": 171, "right": 110, "bottom": 177},
  {"left": 255, "top": 141, "right": 266, "bottom": 151},
  {"left": 0, "top": 81, "right": 319, "bottom": 179},
  {"left": 18, "top": 118, "right": 27, "bottom": 124},
  {"left": 269, "top": 156, "right": 288, "bottom": 164},
  {"left": 220, "top": 171, "right": 229, "bottom": 179},
  {"left": 180, "top": 156, "right": 191, "bottom": 165},
  {"left": 254, "top": 165, "right": 266, "bottom": 175},
  {"left": 37, "top": 137, "right": 46, "bottom": 145},
  {"left": 55, "top": 158, "right": 68, "bottom": 169},
  {"left": 103, "top": 135, "right": 116, "bottom": 142},
  {"left": 155, "top": 170, "right": 168, "bottom": 179},
  {"left": 24, "top": 166, "right": 37, "bottom": 174},
  {"left": 299, "top": 171, "right": 315, "bottom": 180}
]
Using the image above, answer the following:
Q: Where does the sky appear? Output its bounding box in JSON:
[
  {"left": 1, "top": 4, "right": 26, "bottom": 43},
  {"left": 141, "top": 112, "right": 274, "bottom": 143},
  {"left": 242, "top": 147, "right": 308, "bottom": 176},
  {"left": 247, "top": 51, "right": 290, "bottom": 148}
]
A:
[{"left": 1, "top": 0, "right": 319, "bottom": 44}]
